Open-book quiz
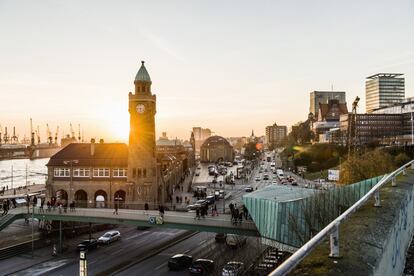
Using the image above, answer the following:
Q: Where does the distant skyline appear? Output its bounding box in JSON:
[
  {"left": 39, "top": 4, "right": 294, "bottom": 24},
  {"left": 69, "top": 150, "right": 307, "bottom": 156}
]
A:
[{"left": 1, "top": 1, "right": 414, "bottom": 142}]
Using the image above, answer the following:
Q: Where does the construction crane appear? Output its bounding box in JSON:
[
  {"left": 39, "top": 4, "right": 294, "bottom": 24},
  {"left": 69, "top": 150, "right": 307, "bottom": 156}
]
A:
[
  {"left": 46, "top": 124, "right": 53, "bottom": 144},
  {"left": 55, "top": 126, "right": 59, "bottom": 145},
  {"left": 30, "top": 118, "right": 35, "bottom": 147},
  {"left": 36, "top": 126, "right": 41, "bottom": 144},
  {"left": 347, "top": 96, "right": 360, "bottom": 159},
  {"left": 70, "top": 123, "right": 75, "bottom": 139}
]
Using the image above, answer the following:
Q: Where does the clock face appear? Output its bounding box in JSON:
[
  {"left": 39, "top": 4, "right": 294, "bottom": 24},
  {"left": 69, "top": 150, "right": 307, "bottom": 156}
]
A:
[{"left": 136, "top": 104, "right": 145, "bottom": 113}]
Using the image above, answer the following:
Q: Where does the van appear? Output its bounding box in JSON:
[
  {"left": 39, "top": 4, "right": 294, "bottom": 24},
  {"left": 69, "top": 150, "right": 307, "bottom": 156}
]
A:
[{"left": 225, "top": 234, "right": 247, "bottom": 248}]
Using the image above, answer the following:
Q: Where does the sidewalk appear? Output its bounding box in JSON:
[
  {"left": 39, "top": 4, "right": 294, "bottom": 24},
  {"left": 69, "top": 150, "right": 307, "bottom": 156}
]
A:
[{"left": 0, "top": 184, "right": 45, "bottom": 198}]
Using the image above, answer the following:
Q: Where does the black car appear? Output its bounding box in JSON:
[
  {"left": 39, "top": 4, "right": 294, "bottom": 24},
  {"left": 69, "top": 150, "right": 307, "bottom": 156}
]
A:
[
  {"left": 77, "top": 238, "right": 98, "bottom": 251},
  {"left": 168, "top": 254, "right": 193, "bottom": 270},
  {"left": 189, "top": 259, "right": 215, "bottom": 275},
  {"left": 215, "top": 233, "right": 227, "bottom": 243}
]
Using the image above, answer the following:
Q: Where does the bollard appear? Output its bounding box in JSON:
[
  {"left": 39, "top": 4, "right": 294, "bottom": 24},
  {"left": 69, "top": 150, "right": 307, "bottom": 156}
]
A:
[
  {"left": 374, "top": 190, "right": 381, "bottom": 207},
  {"left": 392, "top": 176, "right": 397, "bottom": 187},
  {"left": 329, "top": 223, "right": 340, "bottom": 258}
]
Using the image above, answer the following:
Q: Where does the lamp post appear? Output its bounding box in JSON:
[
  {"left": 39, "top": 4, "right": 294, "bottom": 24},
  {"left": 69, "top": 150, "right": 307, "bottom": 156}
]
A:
[{"left": 63, "top": 160, "right": 79, "bottom": 202}]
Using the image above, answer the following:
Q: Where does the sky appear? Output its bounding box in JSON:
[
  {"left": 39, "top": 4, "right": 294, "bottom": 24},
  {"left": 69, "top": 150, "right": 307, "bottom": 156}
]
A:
[{"left": 1, "top": 0, "right": 414, "bottom": 142}]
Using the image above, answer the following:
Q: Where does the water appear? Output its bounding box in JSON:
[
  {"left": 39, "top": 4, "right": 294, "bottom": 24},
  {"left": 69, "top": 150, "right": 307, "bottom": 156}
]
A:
[{"left": 0, "top": 158, "right": 49, "bottom": 189}]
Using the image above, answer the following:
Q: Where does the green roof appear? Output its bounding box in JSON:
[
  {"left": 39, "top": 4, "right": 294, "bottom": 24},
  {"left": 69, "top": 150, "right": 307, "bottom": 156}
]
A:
[{"left": 135, "top": 61, "right": 151, "bottom": 82}]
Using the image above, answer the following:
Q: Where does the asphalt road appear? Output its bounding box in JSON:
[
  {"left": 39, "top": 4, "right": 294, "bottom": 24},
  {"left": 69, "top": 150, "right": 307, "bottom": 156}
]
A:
[
  {"left": 116, "top": 232, "right": 266, "bottom": 276},
  {"left": 12, "top": 226, "right": 188, "bottom": 276}
]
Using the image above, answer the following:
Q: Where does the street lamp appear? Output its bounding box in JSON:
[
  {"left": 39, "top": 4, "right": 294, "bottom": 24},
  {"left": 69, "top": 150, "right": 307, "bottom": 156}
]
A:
[{"left": 63, "top": 160, "right": 79, "bottom": 202}]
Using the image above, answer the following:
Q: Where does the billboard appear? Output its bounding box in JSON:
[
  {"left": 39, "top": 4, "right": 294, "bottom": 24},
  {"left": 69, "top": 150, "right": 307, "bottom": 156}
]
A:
[{"left": 328, "top": 169, "right": 340, "bottom": 181}]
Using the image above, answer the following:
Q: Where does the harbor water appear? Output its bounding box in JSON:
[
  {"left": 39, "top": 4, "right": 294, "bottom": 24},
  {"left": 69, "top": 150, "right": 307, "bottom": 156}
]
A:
[{"left": 0, "top": 158, "right": 49, "bottom": 189}]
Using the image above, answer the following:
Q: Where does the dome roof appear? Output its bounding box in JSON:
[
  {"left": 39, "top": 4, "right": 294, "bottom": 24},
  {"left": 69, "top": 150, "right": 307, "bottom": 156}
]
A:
[
  {"left": 201, "top": 136, "right": 231, "bottom": 148},
  {"left": 135, "top": 61, "right": 151, "bottom": 82}
]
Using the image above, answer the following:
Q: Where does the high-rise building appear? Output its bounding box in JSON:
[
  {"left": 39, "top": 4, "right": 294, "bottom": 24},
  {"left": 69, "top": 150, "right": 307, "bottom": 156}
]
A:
[
  {"left": 128, "top": 61, "right": 158, "bottom": 202},
  {"left": 310, "top": 91, "right": 346, "bottom": 117},
  {"left": 365, "top": 73, "right": 405, "bottom": 113},
  {"left": 265, "top": 123, "right": 287, "bottom": 147}
]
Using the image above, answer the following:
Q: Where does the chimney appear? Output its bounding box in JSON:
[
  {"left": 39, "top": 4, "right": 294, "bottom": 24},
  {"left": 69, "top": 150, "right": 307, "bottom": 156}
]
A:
[
  {"left": 90, "top": 138, "right": 95, "bottom": 156},
  {"left": 99, "top": 138, "right": 104, "bottom": 144}
]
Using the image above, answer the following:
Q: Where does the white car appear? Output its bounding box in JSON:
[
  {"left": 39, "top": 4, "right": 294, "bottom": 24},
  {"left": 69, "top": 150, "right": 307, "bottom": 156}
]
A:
[
  {"left": 272, "top": 180, "right": 278, "bottom": 185},
  {"left": 255, "top": 176, "right": 261, "bottom": 181},
  {"left": 98, "top": 230, "right": 121, "bottom": 244}
]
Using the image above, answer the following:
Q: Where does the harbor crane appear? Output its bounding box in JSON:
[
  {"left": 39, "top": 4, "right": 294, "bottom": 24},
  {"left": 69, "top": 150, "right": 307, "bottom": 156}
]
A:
[
  {"left": 55, "top": 126, "right": 59, "bottom": 145},
  {"left": 11, "top": 127, "right": 18, "bottom": 144},
  {"left": 70, "top": 123, "right": 75, "bottom": 139},
  {"left": 3, "top": 127, "right": 9, "bottom": 144},
  {"left": 36, "top": 126, "right": 40, "bottom": 144},
  {"left": 46, "top": 124, "right": 53, "bottom": 144},
  {"left": 30, "top": 118, "right": 35, "bottom": 147},
  {"left": 78, "top": 124, "right": 81, "bottom": 142}
]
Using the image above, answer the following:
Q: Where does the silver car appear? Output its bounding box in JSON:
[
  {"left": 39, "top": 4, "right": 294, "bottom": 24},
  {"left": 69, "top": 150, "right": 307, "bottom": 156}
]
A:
[{"left": 98, "top": 230, "right": 121, "bottom": 244}]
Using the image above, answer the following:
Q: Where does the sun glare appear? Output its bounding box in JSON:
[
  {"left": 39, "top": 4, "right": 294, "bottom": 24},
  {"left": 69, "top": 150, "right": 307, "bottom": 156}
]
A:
[{"left": 106, "top": 112, "right": 130, "bottom": 142}]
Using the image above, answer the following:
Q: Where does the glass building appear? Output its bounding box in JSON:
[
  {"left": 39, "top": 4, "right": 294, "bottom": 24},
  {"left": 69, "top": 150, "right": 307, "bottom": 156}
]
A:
[{"left": 365, "top": 73, "right": 405, "bottom": 113}]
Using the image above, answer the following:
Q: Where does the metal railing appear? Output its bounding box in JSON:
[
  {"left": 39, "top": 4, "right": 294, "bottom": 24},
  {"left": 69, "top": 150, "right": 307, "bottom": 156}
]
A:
[{"left": 269, "top": 160, "right": 414, "bottom": 276}]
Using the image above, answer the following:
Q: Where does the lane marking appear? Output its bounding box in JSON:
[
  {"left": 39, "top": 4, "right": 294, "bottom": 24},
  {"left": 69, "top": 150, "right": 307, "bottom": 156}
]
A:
[{"left": 155, "top": 262, "right": 167, "bottom": 270}]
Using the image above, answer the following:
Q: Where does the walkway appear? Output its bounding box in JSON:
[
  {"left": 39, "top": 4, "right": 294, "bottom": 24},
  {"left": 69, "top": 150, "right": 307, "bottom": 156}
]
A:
[{"left": 4, "top": 207, "right": 260, "bottom": 237}]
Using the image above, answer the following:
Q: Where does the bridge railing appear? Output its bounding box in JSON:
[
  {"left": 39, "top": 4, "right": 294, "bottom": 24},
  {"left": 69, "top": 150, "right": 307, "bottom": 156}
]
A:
[{"left": 269, "top": 160, "right": 414, "bottom": 276}]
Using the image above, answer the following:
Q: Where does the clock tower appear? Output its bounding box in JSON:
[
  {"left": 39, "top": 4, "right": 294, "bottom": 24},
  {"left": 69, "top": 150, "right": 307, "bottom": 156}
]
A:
[{"left": 128, "top": 61, "right": 158, "bottom": 203}]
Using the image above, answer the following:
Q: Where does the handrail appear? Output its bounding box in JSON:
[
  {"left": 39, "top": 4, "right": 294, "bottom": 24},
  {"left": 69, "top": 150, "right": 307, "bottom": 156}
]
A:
[{"left": 269, "top": 160, "right": 414, "bottom": 276}]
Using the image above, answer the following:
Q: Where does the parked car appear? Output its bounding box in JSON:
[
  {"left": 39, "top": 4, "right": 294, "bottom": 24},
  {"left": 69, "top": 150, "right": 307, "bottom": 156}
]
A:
[
  {"left": 244, "top": 186, "right": 253, "bottom": 192},
  {"left": 190, "top": 259, "right": 215, "bottom": 275},
  {"left": 98, "top": 230, "right": 121, "bottom": 244},
  {"left": 222, "top": 261, "right": 245, "bottom": 276},
  {"left": 77, "top": 238, "right": 98, "bottom": 251},
  {"left": 215, "top": 233, "right": 227, "bottom": 243},
  {"left": 263, "top": 174, "right": 269, "bottom": 180},
  {"left": 195, "top": 171, "right": 200, "bottom": 176},
  {"left": 168, "top": 254, "right": 193, "bottom": 270},
  {"left": 255, "top": 176, "right": 261, "bottom": 181},
  {"left": 272, "top": 180, "right": 278, "bottom": 185},
  {"left": 212, "top": 179, "right": 218, "bottom": 184}
]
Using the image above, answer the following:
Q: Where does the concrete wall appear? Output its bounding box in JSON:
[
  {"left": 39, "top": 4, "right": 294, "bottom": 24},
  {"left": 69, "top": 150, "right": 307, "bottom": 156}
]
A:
[{"left": 374, "top": 183, "right": 414, "bottom": 276}]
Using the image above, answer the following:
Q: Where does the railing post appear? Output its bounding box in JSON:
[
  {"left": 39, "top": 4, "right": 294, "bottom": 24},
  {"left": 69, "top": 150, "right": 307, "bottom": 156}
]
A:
[
  {"left": 403, "top": 168, "right": 407, "bottom": 176},
  {"left": 392, "top": 176, "right": 397, "bottom": 187},
  {"left": 374, "top": 189, "right": 381, "bottom": 207},
  {"left": 329, "top": 222, "right": 340, "bottom": 258},
  {"left": 411, "top": 162, "right": 414, "bottom": 170}
]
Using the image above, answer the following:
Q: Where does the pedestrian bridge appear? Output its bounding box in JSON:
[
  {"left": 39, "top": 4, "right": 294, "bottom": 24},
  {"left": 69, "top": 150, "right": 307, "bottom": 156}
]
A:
[{"left": 0, "top": 207, "right": 260, "bottom": 237}]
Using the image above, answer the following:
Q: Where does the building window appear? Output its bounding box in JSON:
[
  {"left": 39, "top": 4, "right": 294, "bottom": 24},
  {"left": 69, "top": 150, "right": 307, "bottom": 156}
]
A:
[
  {"left": 143, "top": 168, "right": 147, "bottom": 178},
  {"left": 73, "top": 168, "right": 90, "bottom": 177},
  {"left": 93, "top": 168, "right": 110, "bottom": 177},
  {"left": 113, "top": 168, "right": 127, "bottom": 177},
  {"left": 54, "top": 168, "right": 70, "bottom": 177},
  {"left": 138, "top": 168, "right": 142, "bottom": 178}
]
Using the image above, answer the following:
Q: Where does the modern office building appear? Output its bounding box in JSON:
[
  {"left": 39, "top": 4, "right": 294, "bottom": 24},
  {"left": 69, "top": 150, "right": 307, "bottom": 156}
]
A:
[
  {"left": 312, "top": 99, "right": 348, "bottom": 142},
  {"left": 310, "top": 91, "right": 346, "bottom": 117},
  {"left": 265, "top": 123, "right": 287, "bottom": 147},
  {"left": 366, "top": 73, "right": 405, "bottom": 113},
  {"left": 340, "top": 113, "right": 403, "bottom": 145}
]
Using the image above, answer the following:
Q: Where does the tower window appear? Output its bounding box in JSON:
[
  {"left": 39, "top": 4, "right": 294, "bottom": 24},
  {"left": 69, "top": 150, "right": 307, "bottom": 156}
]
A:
[
  {"left": 133, "top": 168, "right": 136, "bottom": 178},
  {"left": 143, "top": 168, "right": 147, "bottom": 178},
  {"left": 138, "top": 168, "right": 142, "bottom": 178}
]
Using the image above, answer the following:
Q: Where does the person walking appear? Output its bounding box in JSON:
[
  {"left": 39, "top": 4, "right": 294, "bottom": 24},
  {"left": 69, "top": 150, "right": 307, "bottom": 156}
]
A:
[
  {"left": 113, "top": 200, "right": 119, "bottom": 215},
  {"left": 39, "top": 199, "right": 45, "bottom": 213},
  {"left": 159, "top": 205, "right": 165, "bottom": 219},
  {"left": 1, "top": 199, "right": 9, "bottom": 216},
  {"left": 238, "top": 211, "right": 243, "bottom": 224},
  {"left": 144, "top": 202, "right": 149, "bottom": 214},
  {"left": 213, "top": 204, "right": 218, "bottom": 216},
  {"left": 46, "top": 201, "right": 51, "bottom": 212},
  {"left": 234, "top": 208, "right": 239, "bottom": 225},
  {"left": 33, "top": 195, "right": 38, "bottom": 209},
  {"left": 195, "top": 207, "right": 200, "bottom": 220}
]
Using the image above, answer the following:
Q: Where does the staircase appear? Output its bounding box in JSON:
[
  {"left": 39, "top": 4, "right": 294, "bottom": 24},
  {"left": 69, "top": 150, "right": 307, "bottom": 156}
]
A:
[{"left": 0, "top": 213, "right": 23, "bottom": 231}]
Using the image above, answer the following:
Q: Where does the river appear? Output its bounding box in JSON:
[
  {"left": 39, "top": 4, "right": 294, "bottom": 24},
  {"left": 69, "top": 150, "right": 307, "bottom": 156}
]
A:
[{"left": 0, "top": 158, "right": 49, "bottom": 189}]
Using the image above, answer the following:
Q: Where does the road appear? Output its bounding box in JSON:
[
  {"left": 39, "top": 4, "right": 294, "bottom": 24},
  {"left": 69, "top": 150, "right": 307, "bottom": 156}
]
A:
[
  {"left": 10, "top": 226, "right": 189, "bottom": 276},
  {"left": 116, "top": 232, "right": 266, "bottom": 276}
]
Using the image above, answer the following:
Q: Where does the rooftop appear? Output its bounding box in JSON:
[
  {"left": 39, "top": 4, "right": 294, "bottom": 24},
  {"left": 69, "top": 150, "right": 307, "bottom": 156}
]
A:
[
  {"left": 366, "top": 73, "right": 404, "bottom": 79},
  {"left": 134, "top": 61, "right": 152, "bottom": 83}
]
